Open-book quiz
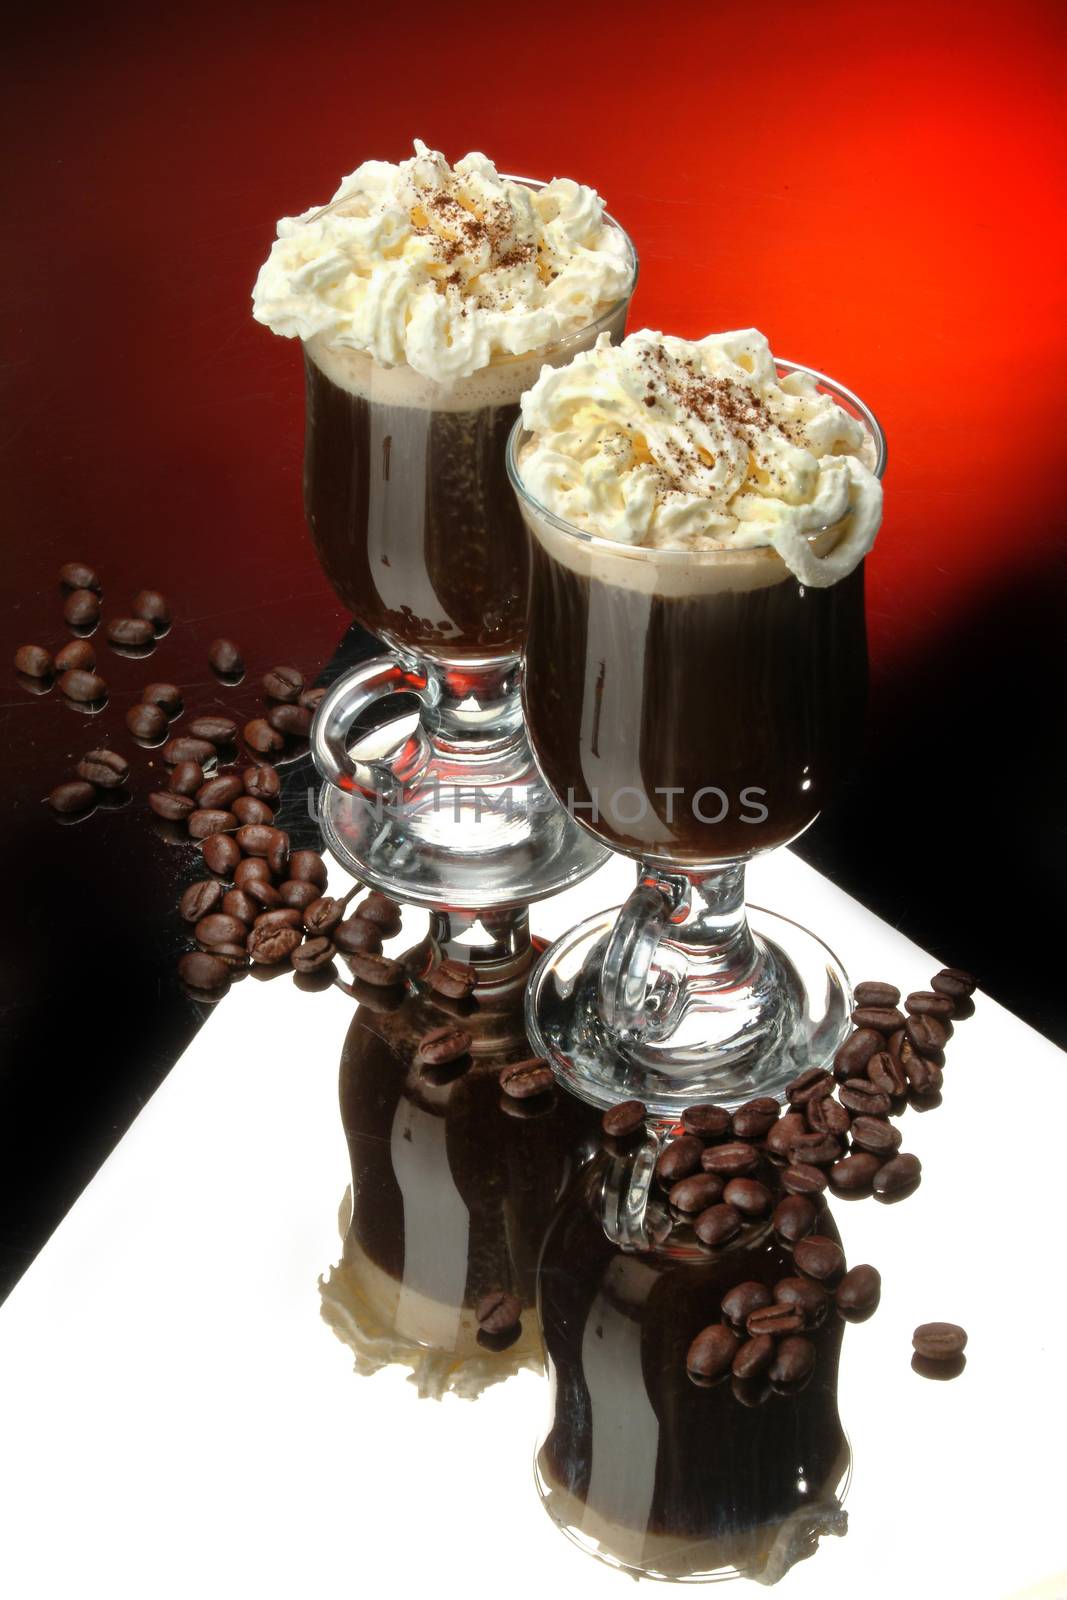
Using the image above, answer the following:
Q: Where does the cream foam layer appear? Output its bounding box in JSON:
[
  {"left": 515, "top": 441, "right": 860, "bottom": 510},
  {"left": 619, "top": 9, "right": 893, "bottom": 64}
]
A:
[
  {"left": 517, "top": 329, "right": 883, "bottom": 588},
  {"left": 254, "top": 141, "right": 632, "bottom": 385}
]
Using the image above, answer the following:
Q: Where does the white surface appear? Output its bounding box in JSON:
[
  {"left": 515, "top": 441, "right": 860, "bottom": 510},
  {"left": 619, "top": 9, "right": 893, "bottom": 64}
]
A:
[{"left": 1, "top": 850, "right": 1065, "bottom": 1600}]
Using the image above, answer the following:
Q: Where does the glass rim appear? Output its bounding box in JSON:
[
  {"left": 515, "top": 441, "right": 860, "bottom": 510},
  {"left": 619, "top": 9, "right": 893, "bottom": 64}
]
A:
[{"left": 506, "top": 358, "right": 887, "bottom": 560}]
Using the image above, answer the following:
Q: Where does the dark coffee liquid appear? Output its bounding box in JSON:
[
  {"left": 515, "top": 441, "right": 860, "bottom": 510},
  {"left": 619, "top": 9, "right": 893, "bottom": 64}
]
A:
[
  {"left": 304, "top": 353, "right": 527, "bottom": 660},
  {"left": 523, "top": 541, "right": 867, "bottom": 860}
]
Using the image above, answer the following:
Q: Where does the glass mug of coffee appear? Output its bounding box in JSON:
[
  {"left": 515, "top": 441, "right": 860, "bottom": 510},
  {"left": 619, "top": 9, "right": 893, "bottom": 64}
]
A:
[{"left": 508, "top": 329, "right": 886, "bottom": 1113}]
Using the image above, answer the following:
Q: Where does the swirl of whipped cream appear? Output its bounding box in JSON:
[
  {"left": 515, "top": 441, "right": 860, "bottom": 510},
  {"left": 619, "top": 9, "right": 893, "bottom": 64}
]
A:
[
  {"left": 252, "top": 140, "right": 632, "bottom": 385},
  {"left": 518, "top": 328, "right": 884, "bottom": 586}
]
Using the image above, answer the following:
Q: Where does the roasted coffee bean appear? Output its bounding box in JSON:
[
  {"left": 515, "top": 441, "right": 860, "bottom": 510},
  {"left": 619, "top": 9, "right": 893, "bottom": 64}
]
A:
[
  {"left": 887, "top": 1027, "right": 910, "bottom": 1064},
  {"left": 912, "top": 1321, "right": 967, "bottom": 1360},
  {"left": 656, "top": 1135, "right": 704, "bottom": 1186},
  {"left": 851, "top": 1005, "right": 906, "bottom": 1035},
  {"left": 723, "top": 1177, "right": 773, "bottom": 1217},
  {"left": 254, "top": 908, "right": 303, "bottom": 933},
  {"left": 262, "top": 665, "right": 304, "bottom": 702},
  {"left": 64, "top": 589, "right": 100, "bottom": 627},
  {"left": 126, "top": 702, "right": 166, "bottom": 740},
  {"left": 793, "top": 1235, "right": 845, "bottom": 1284},
  {"left": 299, "top": 685, "right": 327, "bottom": 712},
  {"left": 772, "top": 1194, "right": 819, "bottom": 1245},
  {"left": 59, "top": 561, "right": 101, "bottom": 592},
  {"left": 347, "top": 950, "right": 404, "bottom": 987},
  {"left": 208, "top": 638, "right": 243, "bottom": 675},
  {"left": 693, "top": 1203, "right": 743, "bottom": 1247},
  {"left": 195, "top": 775, "right": 242, "bottom": 809},
  {"left": 195, "top": 912, "right": 248, "bottom": 947},
  {"left": 54, "top": 640, "right": 95, "bottom": 672},
  {"left": 244, "top": 718, "right": 283, "bottom": 754},
  {"left": 732, "top": 1334, "right": 774, "bottom": 1381},
  {"left": 14, "top": 644, "right": 52, "bottom": 677},
  {"left": 76, "top": 748, "right": 128, "bottom": 788},
  {"left": 246, "top": 922, "right": 301, "bottom": 965},
  {"left": 291, "top": 937, "right": 335, "bottom": 973},
  {"left": 905, "top": 990, "right": 955, "bottom": 1020},
  {"left": 849, "top": 1115, "right": 901, "bottom": 1155},
  {"left": 905, "top": 1013, "right": 948, "bottom": 1057},
  {"left": 681, "top": 1104, "right": 732, "bottom": 1141},
  {"left": 836, "top": 1264, "right": 882, "bottom": 1317},
  {"left": 806, "top": 1095, "right": 851, "bottom": 1136},
  {"left": 476, "top": 1289, "right": 521, "bottom": 1336},
  {"left": 686, "top": 1323, "right": 739, "bottom": 1383},
  {"left": 48, "top": 780, "right": 96, "bottom": 814},
  {"left": 867, "top": 1050, "right": 907, "bottom": 1097},
  {"left": 201, "top": 833, "right": 241, "bottom": 876},
  {"left": 143, "top": 682, "right": 183, "bottom": 715},
  {"left": 701, "top": 1141, "right": 759, "bottom": 1177},
  {"left": 287, "top": 849, "right": 328, "bottom": 888},
  {"left": 221, "top": 889, "right": 257, "bottom": 925},
  {"left": 721, "top": 1281, "right": 773, "bottom": 1331},
  {"left": 668, "top": 1172, "right": 724, "bottom": 1213},
  {"left": 267, "top": 703, "right": 312, "bottom": 738},
  {"left": 602, "top": 1100, "right": 646, "bottom": 1140},
  {"left": 873, "top": 1152, "right": 922, "bottom": 1197},
  {"left": 429, "top": 959, "right": 477, "bottom": 999},
  {"left": 930, "top": 967, "right": 976, "bottom": 999},
  {"left": 355, "top": 891, "right": 403, "bottom": 933},
  {"left": 245, "top": 878, "right": 282, "bottom": 909},
  {"left": 169, "top": 761, "right": 205, "bottom": 797},
  {"left": 333, "top": 916, "right": 383, "bottom": 955},
  {"left": 774, "top": 1276, "right": 830, "bottom": 1328},
  {"left": 780, "top": 1162, "right": 828, "bottom": 1195},
  {"left": 765, "top": 1111, "right": 807, "bottom": 1157},
  {"left": 234, "top": 856, "right": 272, "bottom": 889},
  {"left": 106, "top": 617, "right": 155, "bottom": 648},
  {"left": 242, "top": 763, "right": 280, "bottom": 804},
  {"left": 747, "top": 1303, "right": 804, "bottom": 1338},
  {"left": 839, "top": 1079, "right": 892, "bottom": 1117},
  {"left": 187, "top": 715, "right": 238, "bottom": 746},
  {"left": 731, "top": 1098, "right": 781, "bottom": 1138},
  {"left": 789, "top": 1132, "right": 842, "bottom": 1167},
  {"left": 902, "top": 1053, "right": 941, "bottom": 1095},
  {"left": 148, "top": 790, "right": 195, "bottom": 821},
  {"left": 207, "top": 942, "right": 250, "bottom": 971},
  {"left": 235, "top": 823, "right": 280, "bottom": 858},
  {"left": 231, "top": 795, "right": 274, "bottom": 826},
  {"left": 833, "top": 1028, "right": 883, "bottom": 1080},
  {"left": 131, "top": 588, "right": 170, "bottom": 628},
  {"left": 418, "top": 1025, "right": 472, "bottom": 1065},
  {"left": 853, "top": 980, "right": 901, "bottom": 1008},
  {"left": 500, "top": 1058, "right": 554, "bottom": 1099},
  {"left": 59, "top": 668, "right": 107, "bottom": 703},
  {"left": 786, "top": 1067, "right": 835, "bottom": 1105},
  {"left": 177, "top": 951, "right": 230, "bottom": 992},
  {"left": 278, "top": 879, "right": 319, "bottom": 911},
  {"left": 180, "top": 880, "right": 223, "bottom": 922},
  {"left": 769, "top": 1336, "right": 816, "bottom": 1387},
  {"left": 187, "top": 808, "right": 238, "bottom": 840},
  {"left": 304, "top": 896, "right": 344, "bottom": 935},
  {"left": 163, "top": 736, "right": 215, "bottom": 767},
  {"left": 830, "top": 1151, "right": 884, "bottom": 1192}
]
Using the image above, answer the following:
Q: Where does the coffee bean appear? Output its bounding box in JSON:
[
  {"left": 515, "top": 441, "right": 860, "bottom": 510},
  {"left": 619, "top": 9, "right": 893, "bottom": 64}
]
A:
[
  {"left": 221, "top": 889, "right": 257, "bottom": 925},
  {"left": 202, "top": 833, "right": 241, "bottom": 876},
  {"left": 747, "top": 1303, "right": 804, "bottom": 1337},
  {"left": 834, "top": 1028, "right": 884, "bottom": 1079},
  {"left": 722, "top": 1178, "right": 773, "bottom": 1217},
  {"left": 167, "top": 761, "right": 203, "bottom": 797},
  {"left": 839, "top": 1079, "right": 892, "bottom": 1117},
  {"left": 721, "top": 1281, "right": 773, "bottom": 1330},
  {"left": 830, "top": 1151, "right": 884, "bottom": 1192},
  {"left": 180, "top": 880, "right": 223, "bottom": 922},
  {"left": 177, "top": 951, "right": 230, "bottom": 992},
  {"left": 262, "top": 665, "right": 304, "bottom": 702},
  {"left": 849, "top": 1115, "right": 902, "bottom": 1155},
  {"left": 765, "top": 1111, "right": 807, "bottom": 1157},
  {"left": 912, "top": 1322, "right": 967, "bottom": 1360},
  {"left": 930, "top": 967, "right": 976, "bottom": 999},
  {"left": 774, "top": 1275, "right": 830, "bottom": 1328},
  {"left": 208, "top": 638, "right": 243, "bottom": 675},
  {"left": 500, "top": 1058, "right": 554, "bottom": 1099},
  {"left": 234, "top": 856, "right": 272, "bottom": 889},
  {"left": 333, "top": 916, "right": 383, "bottom": 955},
  {"left": 681, "top": 1104, "right": 732, "bottom": 1141},
  {"left": 187, "top": 715, "right": 238, "bottom": 746},
  {"left": 806, "top": 1095, "right": 851, "bottom": 1136},
  {"left": 780, "top": 1162, "right": 828, "bottom": 1195},
  {"left": 867, "top": 1050, "right": 907, "bottom": 1097},
  {"left": 873, "top": 1152, "right": 922, "bottom": 1197},
  {"left": 242, "top": 764, "right": 280, "bottom": 804},
  {"left": 347, "top": 950, "right": 405, "bottom": 987},
  {"left": 701, "top": 1141, "right": 759, "bottom": 1177},
  {"left": 853, "top": 980, "right": 901, "bottom": 1007},
  {"left": 789, "top": 1131, "right": 842, "bottom": 1167},
  {"left": 196, "top": 912, "right": 248, "bottom": 947},
  {"left": 148, "top": 790, "right": 195, "bottom": 821},
  {"left": 235, "top": 823, "right": 279, "bottom": 858},
  {"left": 291, "top": 937, "right": 335, "bottom": 973},
  {"left": 246, "top": 922, "right": 301, "bottom": 965},
  {"left": 851, "top": 1005, "right": 906, "bottom": 1035},
  {"left": 731, "top": 1334, "right": 774, "bottom": 1381},
  {"left": 602, "top": 1100, "right": 646, "bottom": 1139},
  {"left": 64, "top": 589, "right": 100, "bottom": 627},
  {"left": 668, "top": 1172, "right": 723, "bottom": 1213},
  {"left": 59, "top": 561, "right": 101, "bottom": 592},
  {"left": 244, "top": 718, "right": 283, "bottom": 754},
  {"left": 129, "top": 589, "right": 169, "bottom": 629},
  {"left": 418, "top": 1025, "right": 472, "bottom": 1066},
  {"left": 905, "top": 1014, "right": 948, "bottom": 1057},
  {"left": 59, "top": 668, "right": 107, "bottom": 703},
  {"left": 188, "top": 808, "right": 238, "bottom": 840},
  {"left": 905, "top": 990, "right": 955, "bottom": 1020},
  {"left": 299, "top": 685, "right": 327, "bottom": 712},
  {"left": 254, "top": 908, "right": 303, "bottom": 933},
  {"left": 245, "top": 878, "right": 282, "bottom": 909},
  {"left": 902, "top": 1053, "right": 942, "bottom": 1095},
  {"left": 287, "top": 849, "right": 328, "bottom": 889},
  {"left": 106, "top": 617, "right": 155, "bottom": 648},
  {"left": 786, "top": 1067, "right": 835, "bottom": 1105},
  {"left": 793, "top": 1235, "right": 845, "bottom": 1283},
  {"left": 429, "top": 958, "right": 477, "bottom": 999},
  {"left": 207, "top": 942, "right": 250, "bottom": 971},
  {"left": 304, "top": 896, "right": 344, "bottom": 935},
  {"left": 76, "top": 748, "right": 128, "bottom": 788},
  {"left": 54, "top": 640, "right": 95, "bottom": 672},
  {"left": 772, "top": 1195, "right": 818, "bottom": 1245},
  {"left": 15, "top": 644, "right": 52, "bottom": 677},
  {"left": 769, "top": 1336, "right": 816, "bottom": 1387},
  {"left": 656, "top": 1135, "right": 704, "bottom": 1186},
  {"left": 476, "top": 1289, "right": 521, "bottom": 1336},
  {"left": 127, "top": 702, "right": 167, "bottom": 740},
  {"left": 686, "top": 1323, "right": 739, "bottom": 1383},
  {"left": 195, "top": 775, "right": 242, "bottom": 808},
  {"left": 267, "top": 703, "right": 312, "bottom": 738},
  {"left": 48, "top": 780, "right": 96, "bottom": 814},
  {"left": 355, "top": 891, "right": 403, "bottom": 933},
  {"left": 731, "top": 1097, "right": 781, "bottom": 1138},
  {"left": 143, "top": 682, "right": 182, "bottom": 715},
  {"left": 163, "top": 736, "right": 215, "bottom": 767},
  {"left": 693, "top": 1203, "right": 743, "bottom": 1247},
  {"left": 836, "top": 1264, "right": 881, "bottom": 1318},
  {"left": 278, "top": 880, "right": 319, "bottom": 911},
  {"left": 232, "top": 795, "right": 274, "bottom": 826}
]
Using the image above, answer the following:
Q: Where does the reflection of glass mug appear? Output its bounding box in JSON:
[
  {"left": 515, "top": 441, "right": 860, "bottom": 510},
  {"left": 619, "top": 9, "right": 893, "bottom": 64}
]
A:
[{"left": 510, "top": 367, "right": 887, "bottom": 1113}]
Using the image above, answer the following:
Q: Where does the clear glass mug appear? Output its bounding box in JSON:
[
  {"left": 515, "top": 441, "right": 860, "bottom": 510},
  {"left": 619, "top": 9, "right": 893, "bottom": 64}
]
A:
[{"left": 508, "top": 366, "right": 887, "bottom": 1113}]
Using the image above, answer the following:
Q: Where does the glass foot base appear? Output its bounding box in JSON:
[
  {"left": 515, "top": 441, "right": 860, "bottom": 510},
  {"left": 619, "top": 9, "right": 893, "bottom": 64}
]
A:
[{"left": 525, "top": 902, "right": 852, "bottom": 1116}]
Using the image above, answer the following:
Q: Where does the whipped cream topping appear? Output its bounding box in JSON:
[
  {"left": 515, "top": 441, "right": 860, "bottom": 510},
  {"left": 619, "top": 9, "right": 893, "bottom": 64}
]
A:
[
  {"left": 253, "top": 141, "right": 632, "bottom": 384},
  {"left": 517, "top": 329, "right": 883, "bottom": 586}
]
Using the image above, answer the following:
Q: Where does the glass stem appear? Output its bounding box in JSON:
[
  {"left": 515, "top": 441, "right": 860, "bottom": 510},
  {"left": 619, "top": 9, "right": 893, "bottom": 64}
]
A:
[
  {"left": 653, "top": 861, "right": 760, "bottom": 989},
  {"left": 420, "top": 656, "right": 523, "bottom": 748}
]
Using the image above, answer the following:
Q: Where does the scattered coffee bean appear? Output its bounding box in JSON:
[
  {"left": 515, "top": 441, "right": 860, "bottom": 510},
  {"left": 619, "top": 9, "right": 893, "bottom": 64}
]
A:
[
  {"left": 106, "top": 617, "right": 155, "bottom": 648},
  {"left": 208, "top": 638, "right": 243, "bottom": 675},
  {"left": 298, "top": 685, "right": 327, "bottom": 712},
  {"left": 853, "top": 980, "right": 901, "bottom": 1007},
  {"left": 851, "top": 1005, "right": 906, "bottom": 1035},
  {"left": 732, "top": 1334, "right": 774, "bottom": 1381},
  {"left": 286, "top": 849, "right": 328, "bottom": 888},
  {"left": 722, "top": 1177, "right": 773, "bottom": 1217},
  {"left": 196, "top": 775, "right": 242, "bottom": 809},
  {"left": 786, "top": 1067, "right": 835, "bottom": 1105},
  {"left": 48, "top": 780, "right": 96, "bottom": 815},
  {"left": 195, "top": 912, "right": 248, "bottom": 948},
  {"left": 905, "top": 990, "right": 955, "bottom": 1020},
  {"left": 267, "top": 703, "right": 312, "bottom": 738},
  {"left": 355, "top": 891, "right": 403, "bottom": 934},
  {"left": 602, "top": 1100, "right": 646, "bottom": 1140},
  {"left": 830, "top": 1151, "right": 884, "bottom": 1192},
  {"left": 476, "top": 1290, "right": 522, "bottom": 1336},
  {"left": 126, "top": 702, "right": 166, "bottom": 740},
  {"left": 142, "top": 682, "right": 182, "bottom": 715},
  {"left": 180, "top": 880, "right": 224, "bottom": 922},
  {"left": 681, "top": 1104, "right": 732, "bottom": 1141},
  {"left": 793, "top": 1234, "right": 845, "bottom": 1283},
  {"left": 14, "top": 644, "right": 52, "bottom": 677},
  {"left": 63, "top": 589, "right": 100, "bottom": 627},
  {"left": 693, "top": 1203, "right": 743, "bottom": 1247},
  {"left": 721, "top": 1281, "right": 774, "bottom": 1330},
  {"left": 333, "top": 917, "right": 383, "bottom": 955},
  {"left": 912, "top": 1322, "right": 967, "bottom": 1360},
  {"left": 668, "top": 1172, "right": 724, "bottom": 1213},
  {"left": 839, "top": 1079, "right": 892, "bottom": 1117},
  {"left": 774, "top": 1276, "right": 830, "bottom": 1328},
  {"left": 930, "top": 967, "right": 976, "bottom": 999},
  {"left": 177, "top": 951, "right": 230, "bottom": 992},
  {"left": 346, "top": 950, "right": 405, "bottom": 987},
  {"left": 849, "top": 1115, "right": 902, "bottom": 1155},
  {"left": 59, "top": 668, "right": 107, "bottom": 703},
  {"left": 54, "top": 640, "right": 95, "bottom": 672},
  {"left": 765, "top": 1111, "right": 807, "bottom": 1157},
  {"left": 244, "top": 718, "right": 284, "bottom": 754},
  {"left": 304, "top": 896, "right": 344, "bottom": 936},
  {"left": 242, "top": 764, "right": 280, "bottom": 804},
  {"left": 221, "top": 889, "right": 257, "bottom": 925},
  {"left": 58, "top": 561, "right": 101, "bottom": 592},
  {"left": 656, "top": 1135, "right": 704, "bottom": 1186},
  {"left": 235, "top": 823, "right": 278, "bottom": 857},
  {"left": 429, "top": 958, "right": 477, "bottom": 999},
  {"left": 747, "top": 1303, "right": 804, "bottom": 1338},
  {"left": 873, "top": 1152, "right": 922, "bottom": 1197},
  {"left": 732, "top": 1097, "right": 781, "bottom": 1138},
  {"left": 772, "top": 1194, "right": 818, "bottom": 1245},
  {"left": 245, "top": 878, "right": 282, "bottom": 909},
  {"left": 246, "top": 922, "right": 301, "bottom": 965},
  {"left": 500, "top": 1058, "right": 554, "bottom": 1099},
  {"left": 148, "top": 790, "right": 195, "bottom": 821},
  {"left": 836, "top": 1264, "right": 881, "bottom": 1318},
  {"left": 769, "top": 1335, "right": 816, "bottom": 1387},
  {"left": 232, "top": 795, "right": 274, "bottom": 826},
  {"left": 234, "top": 856, "right": 272, "bottom": 889},
  {"left": 169, "top": 761, "right": 205, "bottom": 797},
  {"left": 278, "top": 880, "right": 319, "bottom": 911},
  {"left": 418, "top": 1025, "right": 473, "bottom": 1066},
  {"left": 789, "top": 1131, "right": 842, "bottom": 1167},
  {"left": 187, "top": 715, "right": 238, "bottom": 746},
  {"left": 163, "top": 736, "right": 215, "bottom": 767},
  {"left": 867, "top": 1050, "right": 907, "bottom": 1097},
  {"left": 902, "top": 1054, "right": 942, "bottom": 1095},
  {"left": 207, "top": 942, "right": 250, "bottom": 971},
  {"left": 187, "top": 808, "right": 238, "bottom": 839},
  {"left": 291, "top": 937, "right": 335, "bottom": 973},
  {"left": 131, "top": 589, "right": 170, "bottom": 628},
  {"left": 780, "top": 1162, "right": 827, "bottom": 1195},
  {"left": 76, "top": 749, "right": 128, "bottom": 788},
  {"left": 905, "top": 1013, "right": 948, "bottom": 1057},
  {"left": 834, "top": 1028, "right": 884, "bottom": 1079},
  {"left": 806, "top": 1095, "right": 851, "bottom": 1136},
  {"left": 262, "top": 665, "right": 304, "bottom": 702},
  {"left": 686, "top": 1323, "right": 740, "bottom": 1383},
  {"left": 701, "top": 1141, "right": 759, "bottom": 1177},
  {"left": 202, "top": 833, "right": 241, "bottom": 876}
]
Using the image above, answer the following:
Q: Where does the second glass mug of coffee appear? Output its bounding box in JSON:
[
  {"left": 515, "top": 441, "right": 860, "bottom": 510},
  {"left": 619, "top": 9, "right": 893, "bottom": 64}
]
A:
[
  {"left": 308, "top": 186, "right": 638, "bottom": 908},
  {"left": 508, "top": 369, "right": 887, "bottom": 1115}
]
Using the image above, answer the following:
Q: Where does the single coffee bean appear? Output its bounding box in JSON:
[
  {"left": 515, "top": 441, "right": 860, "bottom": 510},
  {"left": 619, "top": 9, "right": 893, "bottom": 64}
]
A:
[
  {"left": 693, "top": 1203, "right": 743, "bottom": 1247},
  {"left": 287, "top": 849, "right": 328, "bottom": 888},
  {"left": 187, "top": 715, "right": 238, "bottom": 746},
  {"left": 346, "top": 950, "right": 405, "bottom": 987},
  {"left": 262, "top": 665, "right": 304, "bottom": 702},
  {"left": 836, "top": 1264, "right": 881, "bottom": 1317},
  {"left": 772, "top": 1194, "right": 818, "bottom": 1245},
  {"left": 76, "top": 748, "right": 128, "bottom": 788},
  {"left": 418, "top": 1025, "right": 473, "bottom": 1066},
  {"left": 789, "top": 1131, "right": 842, "bottom": 1167},
  {"left": 221, "top": 889, "right": 257, "bottom": 925},
  {"left": 235, "top": 823, "right": 278, "bottom": 857},
  {"left": 887, "top": 1027, "right": 910, "bottom": 1064},
  {"left": 163, "top": 736, "right": 215, "bottom": 767},
  {"left": 148, "top": 790, "right": 195, "bottom": 821},
  {"left": 58, "top": 561, "right": 101, "bottom": 592},
  {"left": 867, "top": 1050, "right": 907, "bottom": 1097},
  {"left": 849, "top": 1115, "right": 902, "bottom": 1155},
  {"left": 195, "top": 913, "right": 248, "bottom": 947},
  {"left": 732, "top": 1334, "right": 774, "bottom": 1381},
  {"left": 668, "top": 1172, "right": 724, "bottom": 1213},
  {"left": 853, "top": 980, "right": 901, "bottom": 1007},
  {"left": 299, "top": 685, "right": 327, "bottom": 711},
  {"left": 201, "top": 833, "right": 241, "bottom": 876},
  {"left": 304, "top": 896, "right": 344, "bottom": 935},
  {"left": 187, "top": 808, "right": 238, "bottom": 840},
  {"left": 231, "top": 795, "right": 274, "bottom": 826},
  {"left": 180, "top": 880, "right": 223, "bottom": 922},
  {"left": 207, "top": 942, "right": 250, "bottom": 971},
  {"left": 834, "top": 1028, "right": 884, "bottom": 1080},
  {"left": 765, "top": 1111, "right": 807, "bottom": 1157},
  {"left": 244, "top": 718, "right": 283, "bottom": 754},
  {"left": 476, "top": 1290, "right": 522, "bottom": 1336},
  {"left": 63, "top": 589, "right": 100, "bottom": 627},
  {"left": 254, "top": 908, "right": 303, "bottom": 933},
  {"left": 686, "top": 1323, "right": 739, "bottom": 1383},
  {"left": 780, "top": 1162, "right": 828, "bottom": 1194},
  {"left": 333, "top": 916, "right": 383, "bottom": 955},
  {"left": 912, "top": 1321, "right": 967, "bottom": 1360},
  {"left": 830, "top": 1151, "right": 884, "bottom": 1192},
  {"left": 278, "top": 880, "right": 319, "bottom": 911},
  {"left": 774, "top": 1275, "right": 830, "bottom": 1328},
  {"left": 656, "top": 1135, "right": 704, "bottom": 1186},
  {"left": 806, "top": 1095, "right": 851, "bottom": 1136},
  {"left": 246, "top": 922, "right": 301, "bottom": 965},
  {"left": 786, "top": 1067, "right": 835, "bottom": 1105},
  {"left": 902, "top": 1053, "right": 941, "bottom": 1095},
  {"left": 267, "top": 703, "right": 312, "bottom": 738},
  {"left": 721, "top": 1281, "right": 773, "bottom": 1330},
  {"left": 793, "top": 1235, "right": 846, "bottom": 1284},
  {"left": 873, "top": 1152, "right": 922, "bottom": 1197},
  {"left": 930, "top": 967, "right": 976, "bottom": 999},
  {"left": 59, "top": 668, "right": 107, "bottom": 703},
  {"left": 499, "top": 1057, "right": 554, "bottom": 1099},
  {"left": 905, "top": 1013, "right": 948, "bottom": 1057},
  {"left": 701, "top": 1141, "right": 759, "bottom": 1177},
  {"left": 769, "top": 1335, "right": 816, "bottom": 1387},
  {"left": 731, "top": 1098, "right": 781, "bottom": 1138},
  {"left": 245, "top": 878, "right": 282, "bottom": 909},
  {"left": 291, "top": 937, "right": 335, "bottom": 973},
  {"left": 196, "top": 775, "right": 242, "bottom": 809},
  {"left": 127, "top": 702, "right": 167, "bottom": 740},
  {"left": 851, "top": 1005, "right": 906, "bottom": 1035},
  {"left": 681, "top": 1104, "right": 732, "bottom": 1141},
  {"left": 48, "top": 780, "right": 96, "bottom": 814},
  {"left": 234, "top": 856, "right": 272, "bottom": 888},
  {"left": 54, "top": 639, "right": 95, "bottom": 672},
  {"left": 242, "top": 763, "right": 280, "bottom": 803},
  {"left": 429, "top": 959, "right": 477, "bottom": 999},
  {"left": 131, "top": 589, "right": 170, "bottom": 628},
  {"left": 905, "top": 990, "right": 955, "bottom": 1020},
  {"left": 355, "top": 891, "right": 403, "bottom": 933},
  {"left": 747, "top": 1303, "right": 804, "bottom": 1338},
  {"left": 143, "top": 682, "right": 182, "bottom": 715},
  {"left": 839, "top": 1079, "right": 892, "bottom": 1117},
  {"left": 723, "top": 1177, "right": 773, "bottom": 1217},
  {"left": 177, "top": 951, "right": 229, "bottom": 992},
  {"left": 169, "top": 761, "right": 205, "bottom": 797},
  {"left": 106, "top": 617, "right": 155, "bottom": 647},
  {"left": 15, "top": 644, "right": 52, "bottom": 677},
  {"left": 208, "top": 638, "right": 243, "bottom": 675},
  {"left": 602, "top": 1100, "right": 646, "bottom": 1140}
]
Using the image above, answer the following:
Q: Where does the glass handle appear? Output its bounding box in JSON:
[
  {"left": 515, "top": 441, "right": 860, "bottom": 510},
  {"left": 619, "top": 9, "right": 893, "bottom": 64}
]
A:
[
  {"left": 310, "top": 655, "right": 437, "bottom": 807},
  {"left": 599, "top": 871, "right": 689, "bottom": 1035}
]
